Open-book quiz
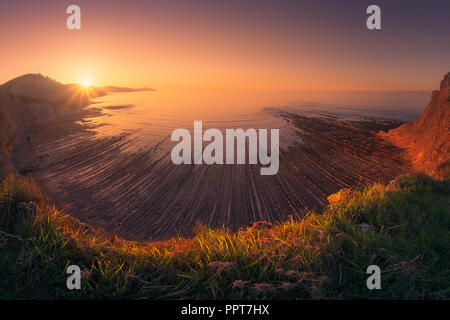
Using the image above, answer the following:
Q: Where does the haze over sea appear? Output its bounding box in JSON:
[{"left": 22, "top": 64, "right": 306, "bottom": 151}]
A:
[{"left": 85, "top": 90, "right": 430, "bottom": 151}]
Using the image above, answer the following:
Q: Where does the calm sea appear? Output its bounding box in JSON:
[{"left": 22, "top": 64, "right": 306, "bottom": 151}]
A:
[{"left": 84, "top": 90, "right": 430, "bottom": 150}]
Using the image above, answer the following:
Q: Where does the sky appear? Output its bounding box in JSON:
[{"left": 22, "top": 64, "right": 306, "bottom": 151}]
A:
[{"left": 0, "top": 0, "right": 449, "bottom": 90}]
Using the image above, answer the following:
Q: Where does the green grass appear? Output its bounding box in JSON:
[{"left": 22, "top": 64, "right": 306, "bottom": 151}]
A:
[{"left": 0, "top": 173, "right": 449, "bottom": 299}]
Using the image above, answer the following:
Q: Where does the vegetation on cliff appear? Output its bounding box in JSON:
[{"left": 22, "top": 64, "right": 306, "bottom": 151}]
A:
[{"left": 1, "top": 173, "right": 448, "bottom": 299}]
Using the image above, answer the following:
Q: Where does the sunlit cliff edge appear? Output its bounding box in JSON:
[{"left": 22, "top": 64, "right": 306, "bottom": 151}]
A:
[{"left": 379, "top": 72, "right": 450, "bottom": 180}]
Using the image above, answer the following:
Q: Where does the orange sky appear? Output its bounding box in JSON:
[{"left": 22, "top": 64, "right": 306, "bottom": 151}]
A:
[{"left": 1, "top": 0, "right": 449, "bottom": 90}]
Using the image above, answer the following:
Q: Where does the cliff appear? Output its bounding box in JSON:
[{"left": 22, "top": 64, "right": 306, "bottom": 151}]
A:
[
  {"left": 0, "top": 104, "right": 17, "bottom": 179},
  {"left": 0, "top": 74, "right": 90, "bottom": 180},
  {"left": 0, "top": 74, "right": 154, "bottom": 181},
  {"left": 379, "top": 72, "right": 450, "bottom": 179}
]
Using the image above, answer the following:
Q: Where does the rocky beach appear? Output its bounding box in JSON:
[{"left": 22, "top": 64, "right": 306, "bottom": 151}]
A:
[{"left": 1, "top": 73, "right": 440, "bottom": 240}]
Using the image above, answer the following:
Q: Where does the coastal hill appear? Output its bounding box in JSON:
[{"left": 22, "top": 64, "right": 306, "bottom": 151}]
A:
[
  {"left": 379, "top": 72, "right": 450, "bottom": 180},
  {"left": 0, "top": 73, "right": 153, "bottom": 180},
  {"left": 0, "top": 73, "right": 153, "bottom": 132}
]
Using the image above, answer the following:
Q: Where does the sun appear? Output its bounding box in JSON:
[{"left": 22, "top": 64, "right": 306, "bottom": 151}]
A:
[{"left": 80, "top": 78, "right": 92, "bottom": 87}]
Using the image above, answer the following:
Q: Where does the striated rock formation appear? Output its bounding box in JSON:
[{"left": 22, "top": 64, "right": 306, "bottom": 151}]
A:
[
  {"left": 0, "top": 74, "right": 154, "bottom": 141},
  {"left": 379, "top": 72, "right": 450, "bottom": 179},
  {"left": 0, "top": 74, "right": 90, "bottom": 181},
  {"left": 0, "top": 73, "right": 154, "bottom": 182}
]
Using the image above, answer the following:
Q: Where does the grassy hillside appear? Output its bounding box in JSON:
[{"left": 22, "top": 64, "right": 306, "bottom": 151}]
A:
[{"left": 0, "top": 173, "right": 448, "bottom": 299}]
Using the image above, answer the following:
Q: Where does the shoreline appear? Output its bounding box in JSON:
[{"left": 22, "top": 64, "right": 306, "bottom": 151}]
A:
[{"left": 11, "top": 106, "right": 412, "bottom": 241}]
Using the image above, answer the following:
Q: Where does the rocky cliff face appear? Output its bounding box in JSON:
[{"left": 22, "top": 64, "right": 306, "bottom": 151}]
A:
[
  {"left": 0, "top": 74, "right": 90, "bottom": 181},
  {"left": 0, "top": 74, "right": 91, "bottom": 140},
  {"left": 379, "top": 72, "right": 450, "bottom": 179},
  {"left": 0, "top": 73, "right": 153, "bottom": 182},
  {"left": 0, "top": 104, "right": 18, "bottom": 180}
]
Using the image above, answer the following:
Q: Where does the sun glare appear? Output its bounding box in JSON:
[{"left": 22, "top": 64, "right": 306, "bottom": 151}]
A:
[{"left": 80, "top": 78, "right": 92, "bottom": 87}]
